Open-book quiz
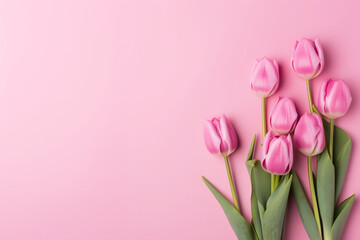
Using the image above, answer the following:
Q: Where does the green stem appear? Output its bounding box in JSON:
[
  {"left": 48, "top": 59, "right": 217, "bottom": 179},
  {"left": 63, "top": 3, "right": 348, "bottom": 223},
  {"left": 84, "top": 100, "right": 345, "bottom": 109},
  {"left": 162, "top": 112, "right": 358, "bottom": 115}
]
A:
[
  {"left": 329, "top": 118, "right": 334, "bottom": 162},
  {"left": 324, "top": 231, "right": 333, "bottom": 240},
  {"left": 274, "top": 175, "right": 280, "bottom": 190},
  {"left": 306, "top": 79, "right": 314, "bottom": 113},
  {"left": 224, "top": 156, "right": 240, "bottom": 213},
  {"left": 308, "top": 156, "right": 323, "bottom": 239},
  {"left": 261, "top": 97, "right": 266, "bottom": 141},
  {"left": 271, "top": 175, "right": 280, "bottom": 193}
]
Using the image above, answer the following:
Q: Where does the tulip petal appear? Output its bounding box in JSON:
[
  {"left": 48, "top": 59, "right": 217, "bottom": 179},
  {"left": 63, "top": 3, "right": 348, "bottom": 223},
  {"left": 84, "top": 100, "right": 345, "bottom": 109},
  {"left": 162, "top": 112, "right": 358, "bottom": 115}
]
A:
[
  {"left": 294, "top": 113, "right": 325, "bottom": 157},
  {"left": 270, "top": 97, "right": 298, "bottom": 135},
  {"left": 324, "top": 80, "right": 352, "bottom": 119},
  {"left": 313, "top": 38, "right": 324, "bottom": 78},
  {"left": 250, "top": 57, "right": 279, "bottom": 97},
  {"left": 269, "top": 59, "right": 280, "bottom": 96},
  {"left": 263, "top": 137, "right": 290, "bottom": 175},
  {"left": 294, "top": 113, "right": 320, "bottom": 156},
  {"left": 312, "top": 114, "right": 326, "bottom": 155},
  {"left": 262, "top": 132, "right": 292, "bottom": 175},
  {"left": 291, "top": 38, "right": 323, "bottom": 80},
  {"left": 211, "top": 118, "right": 229, "bottom": 155},
  {"left": 220, "top": 115, "right": 238, "bottom": 156},
  {"left": 203, "top": 120, "right": 221, "bottom": 155},
  {"left": 317, "top": 79, "right": 329, "bottom": 115},
  {"left": 290, "top": 40, "right": 299, "bottom": 72},
  {"left": 286, "top": 134, "right": 294, "bottom": 173},
  {"left": 262, "top": 131, "right": 276, "bottom": 159}
]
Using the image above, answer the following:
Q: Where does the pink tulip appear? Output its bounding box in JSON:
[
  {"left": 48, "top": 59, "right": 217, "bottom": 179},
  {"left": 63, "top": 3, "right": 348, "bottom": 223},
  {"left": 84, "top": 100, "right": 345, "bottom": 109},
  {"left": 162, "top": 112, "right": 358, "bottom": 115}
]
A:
[
  {"left": 250, "top": 57, "right": 279, "bottom": 98},
  {"left": 294, "top": 113, "right": 325, "bottom": 157},
  {"left": 262, "top": 131, "right": 293, "bottom": 175},
  {"left": 269, "top": 97, "right": 298, "bottom": 135},
  {"left": 290, "top": 38, "right": 324, "bottom": 80},
  {"left": 203, "top": 115, "right": 238, "bottom": 157},
  {"left": 317, "top": 79, "right": 352, "bottom": 119}
]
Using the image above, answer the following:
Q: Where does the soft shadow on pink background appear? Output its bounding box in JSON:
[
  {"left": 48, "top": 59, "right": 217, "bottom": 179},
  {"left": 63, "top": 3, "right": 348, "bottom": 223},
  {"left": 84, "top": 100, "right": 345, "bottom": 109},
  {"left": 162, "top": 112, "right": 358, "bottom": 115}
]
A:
[{"left": 0, "top": 0, "right": 359, "bottom": 239}]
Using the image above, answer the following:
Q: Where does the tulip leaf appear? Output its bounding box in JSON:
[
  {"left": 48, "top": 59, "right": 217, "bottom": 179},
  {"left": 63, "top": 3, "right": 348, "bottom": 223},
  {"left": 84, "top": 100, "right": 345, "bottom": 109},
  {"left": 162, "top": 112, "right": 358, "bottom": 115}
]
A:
[
  {"left": 202, "top": 176, "right": 254, "bottom": 240},
  {"left": 250, "top": 173, "right": 263, "bottom": 240},
  {"left": 317, "top": 150, "right": 335, "bottom": 238},
  {"left": 331, "top": 194, "right": 355, "bottom": 240},
  {"left": 266, "top": 175, "right": 288, "bottom": 209},
  {"left": 245, "top": 136, "right": 265, "bottom": 240},
  {"left": 247, "top": 159, "right": 270, "bottom": 240},
  {"left": 246, "top": 160, "right": 271, "bottom": 207},
  {"left": 262, "top": 175, "right": 292, "bottom": 240},
  {"left": 246, "top": 135, "right": 257, "bottom": 176},
  {"left": 258, "top": 201, "right": 265, "bottom": 227},
  {"left": 291, "top": 171, "right": 321, "bottom": 240},
  {"left": 251, "top": 220, "right": 260, "bottom": 240},
  {"left": 323, "top": 120, "right": 352, "bottom": 201},
  {"left": 247, "top": 134, "right": 257, "bottom": 161},
  {"left": 312, "top": 172, "right": 317, "bottom": 195}
]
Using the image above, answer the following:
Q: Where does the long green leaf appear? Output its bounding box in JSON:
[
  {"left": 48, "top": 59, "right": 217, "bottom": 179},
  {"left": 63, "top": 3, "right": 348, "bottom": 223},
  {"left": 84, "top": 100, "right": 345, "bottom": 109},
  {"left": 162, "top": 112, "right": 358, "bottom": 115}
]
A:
[
  {"left": 246, "top": 160, "right": 271, "bottom": 207},
  {"left": 317, "top": 150, "right": 335, "bottom": 238},
  {"left": 251, "top": 220, "right": 260, "bottom": 240},
  {"left": 246, "top": 135, "right": 257, "bottom": 177},
  {"left": 262, "top": 175, "right": 292, "bottom": 240},
  {"left": 247, "top": 159, "right": 270, "bottom": 240},
  {"left": 247, "top": 134, "right": 257, "bottom": 161},
  {"left": 246, "top": 136, "right": 262, "bottom": 240},
  {"left": 250, "top": 172, "right": 263, "bottom": 240},
  {"left": 202, "top": 176, "right": 254, "bottom": 240},
  {"left": 331, "top": 194, "right": 355, "bottom": 240},
  {"left": 323, "top": 120, "right": 352, "bottom": 201},
  {"left": 266, "top": 175, "right": 288, "bottom": 209},
  {"left": 291, "top": 172, "right": 321, "bottom": 240},
  {"left": 258, "top": 202, "right": 265, "bottom": 230}
]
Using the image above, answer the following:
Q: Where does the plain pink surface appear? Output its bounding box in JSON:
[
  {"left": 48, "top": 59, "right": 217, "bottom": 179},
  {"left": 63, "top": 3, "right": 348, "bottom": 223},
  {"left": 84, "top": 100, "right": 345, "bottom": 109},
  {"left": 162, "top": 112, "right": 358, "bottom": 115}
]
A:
[{"left": 0, "top": 0, "right": 359, "bottom": 239}]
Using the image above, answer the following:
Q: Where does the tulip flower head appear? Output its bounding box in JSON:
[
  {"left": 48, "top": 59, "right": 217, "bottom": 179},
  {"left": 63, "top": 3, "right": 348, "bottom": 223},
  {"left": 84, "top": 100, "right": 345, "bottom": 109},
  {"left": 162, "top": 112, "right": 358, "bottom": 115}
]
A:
[
  {"left": 290, "top": 38, "right": 324, "bottom": 80},
  {"left": 203, "top": 115, "right": 238, "bottom": 157},
  {"left": 317, "top": 79, "right": 352, "bottom": 119},
  {"left": 294, "top": 113, "right": 325, "bottom": 157},
  {"left": 250, "top": 57, "right": 279, "bottom": 98},
  {"left": 269, "top": 97, "right": 298, "bottom": 135},
  {"left": 262, "top": 131, "right": 293, "bottom": 175}
]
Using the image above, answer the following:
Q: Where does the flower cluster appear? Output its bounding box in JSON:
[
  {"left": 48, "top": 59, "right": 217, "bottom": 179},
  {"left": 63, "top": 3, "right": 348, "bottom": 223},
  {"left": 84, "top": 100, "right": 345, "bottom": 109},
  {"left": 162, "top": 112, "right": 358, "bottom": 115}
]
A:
[{"left": 202, "top": 38, "right": 354, "bottom": 240}]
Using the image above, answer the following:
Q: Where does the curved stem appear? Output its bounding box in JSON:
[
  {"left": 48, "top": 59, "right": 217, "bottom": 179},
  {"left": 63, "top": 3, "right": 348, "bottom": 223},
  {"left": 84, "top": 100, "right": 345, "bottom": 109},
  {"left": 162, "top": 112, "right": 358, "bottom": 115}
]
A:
[
  {"left": 308, "top": 156, "right": 323, "bottom": 239},
  {"left": 329, "top": 118, "right": 334, "bottom": 162},
  {"left": 224, "top": 156, "right": 240, "bottom": 213},
  {"left": 306, "top": 79, "right": 314, "bottom": 113}
]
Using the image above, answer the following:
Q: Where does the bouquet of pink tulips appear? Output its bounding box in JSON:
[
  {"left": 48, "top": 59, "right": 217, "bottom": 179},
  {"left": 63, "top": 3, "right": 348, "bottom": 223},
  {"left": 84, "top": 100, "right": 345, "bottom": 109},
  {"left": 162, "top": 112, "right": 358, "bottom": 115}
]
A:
[{"left": 202, "top": 38, "right": 354, "bottom": 240}]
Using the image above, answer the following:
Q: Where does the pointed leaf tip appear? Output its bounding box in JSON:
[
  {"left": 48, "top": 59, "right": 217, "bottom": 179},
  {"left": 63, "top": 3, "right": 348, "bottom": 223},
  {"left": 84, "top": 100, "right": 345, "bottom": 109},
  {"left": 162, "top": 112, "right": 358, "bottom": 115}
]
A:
[
  {"left": 331, "top": 194, "right": 355, "bottom": 240},
  {"left": 247, "top": 134, "right": 257, "bottom": 161},
  {"left": 202, "top": 176, "right": 254, "bottom": 240}
]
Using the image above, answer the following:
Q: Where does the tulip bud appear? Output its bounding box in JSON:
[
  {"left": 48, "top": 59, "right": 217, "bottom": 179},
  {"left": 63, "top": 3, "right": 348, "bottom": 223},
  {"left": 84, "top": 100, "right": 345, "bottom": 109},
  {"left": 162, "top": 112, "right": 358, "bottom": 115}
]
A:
[
  {"left": 261, "top": 131, "right": 293, "bottom": 175},
  {"left": 290, "top": 38, "right": 324, "bottom": 80},
  {"left": 317, "top": 79, "right": 352, "bottom": 119},
  {"left": 250, "top": 57, "right": 279, "bottom": 98},
  {"left": 269, "top": 97, "right": 298, "bottom": 135},
  {"left": 203, "top": 115, "right": 238, "bottom": 157},
  {"left": 294, "top": 113, "right": 325, "bottom": 157}
]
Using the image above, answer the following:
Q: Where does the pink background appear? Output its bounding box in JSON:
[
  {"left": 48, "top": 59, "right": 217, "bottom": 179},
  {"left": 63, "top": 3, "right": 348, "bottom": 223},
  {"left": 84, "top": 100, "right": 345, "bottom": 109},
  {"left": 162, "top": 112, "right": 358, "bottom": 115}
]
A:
[{"left": 0, "top": 0, "right": 359, "bottom": 239}]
